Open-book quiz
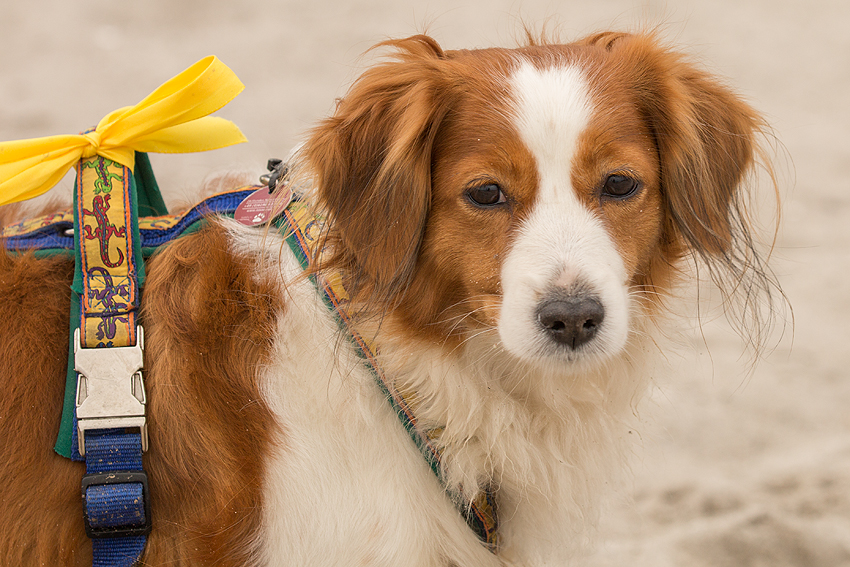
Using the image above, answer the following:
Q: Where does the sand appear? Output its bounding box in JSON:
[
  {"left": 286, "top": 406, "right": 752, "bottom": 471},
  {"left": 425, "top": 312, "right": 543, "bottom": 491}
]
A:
[{"left": 2, "top": 1, "right": 847, "bottom": 564}]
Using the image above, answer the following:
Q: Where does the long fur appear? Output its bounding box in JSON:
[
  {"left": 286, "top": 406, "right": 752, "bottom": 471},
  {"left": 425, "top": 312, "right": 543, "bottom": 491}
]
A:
[{"left": 0, "top": 31, "right": 778, "bottom": 565}]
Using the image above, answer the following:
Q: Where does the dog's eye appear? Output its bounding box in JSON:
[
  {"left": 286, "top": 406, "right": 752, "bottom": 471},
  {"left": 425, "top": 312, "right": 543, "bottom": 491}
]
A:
[
  {"left": 602, "top": 174, "right": 640, "bottom": 198},
  {"left": 466, "top": 184, "right": 506, "bottom": 207}
]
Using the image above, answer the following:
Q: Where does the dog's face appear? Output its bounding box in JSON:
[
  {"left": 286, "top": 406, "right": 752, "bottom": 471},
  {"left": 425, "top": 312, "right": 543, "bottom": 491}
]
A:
[{"left": 307, "top": 33, "right": 764, "bottom": 371}]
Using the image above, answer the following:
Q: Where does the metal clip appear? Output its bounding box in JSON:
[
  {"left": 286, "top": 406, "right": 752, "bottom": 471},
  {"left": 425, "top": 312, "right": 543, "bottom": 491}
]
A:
[
  {"left": 75, "top": 326, "right": 147, "bottom": 456},
  {"left": 259, "top": 158, "right": 289, "bottom": 193}
]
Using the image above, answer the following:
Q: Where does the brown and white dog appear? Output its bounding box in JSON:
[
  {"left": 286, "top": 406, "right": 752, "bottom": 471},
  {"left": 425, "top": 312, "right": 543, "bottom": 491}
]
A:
[{"left": 0, "top": 32, "right": 776, "bottom": 566}]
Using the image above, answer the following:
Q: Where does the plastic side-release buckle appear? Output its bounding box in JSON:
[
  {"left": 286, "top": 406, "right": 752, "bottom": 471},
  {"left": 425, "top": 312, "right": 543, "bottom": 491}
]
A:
[{"left": 75, "top": 326, "right": 148, "bottom": 456}]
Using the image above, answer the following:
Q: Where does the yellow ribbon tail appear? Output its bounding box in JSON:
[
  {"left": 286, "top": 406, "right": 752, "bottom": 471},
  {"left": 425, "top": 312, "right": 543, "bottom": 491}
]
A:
[
  {"left": 129, "top": 117, "right": 248, "bottom": 155},
  {"left": 0, "top": 137, "right": 85, "bottom": 206},
  {"left": 0, "top": 55, "right": 247, "bottom": 206}
]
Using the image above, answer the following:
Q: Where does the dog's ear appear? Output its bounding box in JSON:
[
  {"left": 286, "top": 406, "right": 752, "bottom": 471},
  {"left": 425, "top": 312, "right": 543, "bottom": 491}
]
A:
[
  {"left": 610, "top": 33, "right": 781, "bottom": 345},
  {"left": 615, "top": 34, "right": 768, "bottom": 264},
  {"left": 305, "top": 35, "right": 451, "bottom": 303}
]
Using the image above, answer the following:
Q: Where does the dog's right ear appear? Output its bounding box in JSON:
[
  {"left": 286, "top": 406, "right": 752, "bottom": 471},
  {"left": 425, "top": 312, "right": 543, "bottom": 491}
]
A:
[{"left": 304, "top": 35, "right": 451, "bottom": 303}]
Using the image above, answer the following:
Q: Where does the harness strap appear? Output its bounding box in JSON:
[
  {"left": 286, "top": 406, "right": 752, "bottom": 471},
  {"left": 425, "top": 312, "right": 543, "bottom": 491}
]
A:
[
  {"left": 83, "top": 431, "right": 148, "bottom": 567},
  {"left": 70, "top": 153, "right": 150, "bottom": 562},
  {"left": 2, "top": 185, "right": 255, "bottom": 258},
  {"left": 1, "top": 182, "right": 257, "bottom": 460}
]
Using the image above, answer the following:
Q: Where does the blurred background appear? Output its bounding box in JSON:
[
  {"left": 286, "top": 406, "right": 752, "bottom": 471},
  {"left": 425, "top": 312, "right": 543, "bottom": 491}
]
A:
[{"left": 2, "top": 1, "right": 848, "bottom": 565}]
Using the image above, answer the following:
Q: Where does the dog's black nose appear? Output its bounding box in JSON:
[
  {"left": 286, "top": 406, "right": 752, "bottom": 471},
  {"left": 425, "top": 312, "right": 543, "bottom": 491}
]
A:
[{"left": 537, "top": 296, "right": 605, "bottom": 349}]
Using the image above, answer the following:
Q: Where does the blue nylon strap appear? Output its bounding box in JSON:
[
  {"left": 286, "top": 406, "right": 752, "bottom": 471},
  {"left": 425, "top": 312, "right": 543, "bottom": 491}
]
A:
[
  {"left": 3, "top": 220, "right": 74, "bottom": 251},
  {"left": 91, "top": 538, "right": 147, "bottom": 567},
  {"left": 84, "top": 431, "right": 147, "bottom": 567},
  {"left": 2, "top": 187, "right": 256, "bottom": 258},
  {"left": 139, "top": 188, "right": 255, "bottom": 250},
  {"left": 86, "top": 484, "right": 145, "bottom": 528},
  {"left": 85, "top": 430, "right": 144, "bottom": 473}
]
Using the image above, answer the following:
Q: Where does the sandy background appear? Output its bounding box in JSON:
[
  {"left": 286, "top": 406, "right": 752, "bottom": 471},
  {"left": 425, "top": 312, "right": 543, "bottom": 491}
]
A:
[{"left": 2, "top": 1, "right": 848, "bottom": 565}]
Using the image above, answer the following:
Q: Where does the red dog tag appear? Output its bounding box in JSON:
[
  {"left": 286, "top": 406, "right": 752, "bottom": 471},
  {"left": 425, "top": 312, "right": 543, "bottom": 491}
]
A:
[{"left": 234, "top": 186, "right": 293, "bottom": 226}]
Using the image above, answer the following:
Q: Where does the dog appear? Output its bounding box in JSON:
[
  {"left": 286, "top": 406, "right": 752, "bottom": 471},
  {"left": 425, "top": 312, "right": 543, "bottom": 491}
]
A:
[{"left": 0, "top": 31, "right": 776, "bottom": 566}]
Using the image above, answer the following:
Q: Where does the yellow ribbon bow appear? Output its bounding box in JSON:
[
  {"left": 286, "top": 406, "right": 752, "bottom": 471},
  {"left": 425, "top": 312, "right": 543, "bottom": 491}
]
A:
[{"left": 0, "top": 55, "right": 247, "bottom": 206}]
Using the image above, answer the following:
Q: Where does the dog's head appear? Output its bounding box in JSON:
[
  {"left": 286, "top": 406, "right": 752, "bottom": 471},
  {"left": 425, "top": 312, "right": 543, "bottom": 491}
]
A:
[{"left": 305, "top": 32, "right": 774, "bottom": 370}]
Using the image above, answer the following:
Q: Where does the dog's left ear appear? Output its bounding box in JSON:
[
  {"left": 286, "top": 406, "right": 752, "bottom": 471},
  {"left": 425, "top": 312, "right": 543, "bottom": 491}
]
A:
[
  {"left": 612, "top": 33, "right": 768, "bottom": 263},
  {"left": 305, "top": 35, "right": 451, "bottom": 302}
]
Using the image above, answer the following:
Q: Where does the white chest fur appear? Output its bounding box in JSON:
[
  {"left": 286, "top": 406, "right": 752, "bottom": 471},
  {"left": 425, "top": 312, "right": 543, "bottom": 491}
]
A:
[{"left": 228, "top": 227, "right": 496, "bottom": 566}]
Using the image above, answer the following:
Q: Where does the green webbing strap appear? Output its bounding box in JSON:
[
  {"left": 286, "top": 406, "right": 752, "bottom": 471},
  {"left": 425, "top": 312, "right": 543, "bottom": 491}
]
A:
[
  {"left": 133, "top": 152, "right": 168, "bottom": 217},
  {"left": 55, "top": 294, "right": 82, "bottom": 458}
]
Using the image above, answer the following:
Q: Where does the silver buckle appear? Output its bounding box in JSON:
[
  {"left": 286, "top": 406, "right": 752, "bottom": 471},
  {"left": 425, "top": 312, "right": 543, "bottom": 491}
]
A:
[{"left": 75, "top": 326, "right": 148, "bottom": 456}]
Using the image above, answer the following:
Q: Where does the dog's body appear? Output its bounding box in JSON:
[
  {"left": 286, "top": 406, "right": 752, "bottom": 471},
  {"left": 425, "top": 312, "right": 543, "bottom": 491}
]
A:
[{"left": 0, "top": 33, "right": 775, "bottom": 565}]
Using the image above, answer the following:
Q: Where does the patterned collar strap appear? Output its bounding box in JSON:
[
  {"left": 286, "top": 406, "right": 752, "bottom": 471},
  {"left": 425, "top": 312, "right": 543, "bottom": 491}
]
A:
[
  {"left": 73, "top": 154, "right": 142, "bottom": 350},
  {"left": 281, "top": 199, "right": 500, "bottom": 552}
]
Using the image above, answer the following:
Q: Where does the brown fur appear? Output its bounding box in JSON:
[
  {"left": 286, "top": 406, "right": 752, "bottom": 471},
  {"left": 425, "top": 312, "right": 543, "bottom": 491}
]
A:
[{"left": 0, "top": 251, "right": 87, "bottom": 565}]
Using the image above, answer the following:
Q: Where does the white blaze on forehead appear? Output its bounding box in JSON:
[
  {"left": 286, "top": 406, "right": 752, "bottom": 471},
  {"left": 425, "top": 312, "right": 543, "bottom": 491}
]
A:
[
  {"left": 507, "top": 59, "right": 603, "bottom": 279},
  {"left": 510, "top": 60, "right": 594, "bottom": 202}
]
